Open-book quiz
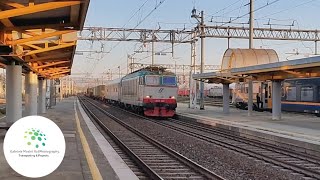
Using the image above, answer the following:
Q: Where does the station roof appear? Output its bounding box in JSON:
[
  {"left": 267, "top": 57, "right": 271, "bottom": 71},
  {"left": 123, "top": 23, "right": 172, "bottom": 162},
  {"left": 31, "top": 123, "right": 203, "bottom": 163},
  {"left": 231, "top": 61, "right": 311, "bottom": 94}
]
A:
[
  {"left": 231, "top": 56, "right": 320, "bottom": 81},
  {"left": 221, "top": 48, "right": 278, "bottom": 70},
  {"left": 193, "top": 56, "right": 320, "bottom": 83},
  {"left": 193, "top": 71, "right": 237, "bottom": 84},
  {"left": 0, "top": 0, "right": 90, "bottom": 79}
]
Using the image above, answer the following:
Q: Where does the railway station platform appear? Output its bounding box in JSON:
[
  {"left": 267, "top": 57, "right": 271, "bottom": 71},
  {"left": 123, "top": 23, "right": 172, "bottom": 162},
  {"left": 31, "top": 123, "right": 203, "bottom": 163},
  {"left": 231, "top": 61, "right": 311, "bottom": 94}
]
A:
[
  {"left": 0, "top": 97, "right": 137, "bottom": 180},
  {"left": 177, "top": 103, "right": 320, "bottom": 155}
]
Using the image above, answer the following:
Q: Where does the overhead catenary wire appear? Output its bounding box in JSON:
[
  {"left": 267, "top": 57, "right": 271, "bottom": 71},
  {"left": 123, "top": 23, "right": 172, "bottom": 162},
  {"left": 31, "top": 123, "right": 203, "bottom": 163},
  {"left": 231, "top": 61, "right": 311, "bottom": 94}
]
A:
[
  {"left": 205, "top": 0, "right": 243, "bottom": 19},
  {"left": 254, "top": 0, "right": 318, "bottom": 55},
  {"left": 114, "top": 36, "right": 190, "bottom": 74},
  {"left": 107, "top": 0, "right": 262, "bottom": 75},
  {"left": 256, "top": 0, "right": 318, "bottom": 20},
  {"left": 88, "top": 0, "right": 317, "bottom": 77},
  {"left": 122, "top": 0, "right": 151, "bottom": 28},
  {"left": 237, "top": 0, "right": 246, "bottom": 18},
  {"left": 97, "top": 0, "right": 151, "bottom": 54},
  {"left": 106, "top": 0, "right": 168, "bottom": 72},
  {"left": 215, "top": 0, "right": 282, "bottom": 28},
  {"left": 90, "top": 0, "right": 168, "bottom": 75},
  {"left": 205, "top": 0, "right": 264, "bottom": 24},
  {"left": 108, "top": 0, "right": 167, "bottom": 53},
  {"left": 95, "top": 0, "right": 152, "bottom": 58}
]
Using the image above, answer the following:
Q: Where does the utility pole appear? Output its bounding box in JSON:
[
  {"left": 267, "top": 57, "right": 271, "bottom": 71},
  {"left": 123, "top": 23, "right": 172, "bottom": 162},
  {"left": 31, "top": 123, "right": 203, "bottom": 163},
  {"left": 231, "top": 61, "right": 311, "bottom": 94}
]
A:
[
  {"left": 152, "top": 34, "right": 155, "bottom": 66},
  {"left": 199, "top": 10, "right": 205, "bottom": 110},
  {"left": 249, "top": 0, "right": 254, "bottom": 49},
  {"left": 248, "top": 0, "right": 254, "bottom": 116},
  {"left": 189, "top": 31, "right": 197, "bottom": 109},
  {"left": 191, "top": 8, "right": 205, "bottom": 110}
]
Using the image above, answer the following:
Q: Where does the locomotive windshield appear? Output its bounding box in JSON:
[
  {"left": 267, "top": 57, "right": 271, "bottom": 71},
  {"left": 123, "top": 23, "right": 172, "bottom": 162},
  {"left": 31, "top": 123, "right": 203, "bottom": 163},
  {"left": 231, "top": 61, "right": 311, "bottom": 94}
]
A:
[
  {"left": 162, "top": 76, "right": 177, "bottom": 86},
  {"left": 145, "top": 75, "right": 160, "bottom": 85}
]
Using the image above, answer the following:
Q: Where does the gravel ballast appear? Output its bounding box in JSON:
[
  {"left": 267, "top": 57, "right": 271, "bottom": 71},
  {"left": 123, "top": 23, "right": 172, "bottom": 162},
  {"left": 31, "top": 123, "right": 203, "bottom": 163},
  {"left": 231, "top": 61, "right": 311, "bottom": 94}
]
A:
[{"left": 91, "top": 99, "right": 307, "bottom": 180}]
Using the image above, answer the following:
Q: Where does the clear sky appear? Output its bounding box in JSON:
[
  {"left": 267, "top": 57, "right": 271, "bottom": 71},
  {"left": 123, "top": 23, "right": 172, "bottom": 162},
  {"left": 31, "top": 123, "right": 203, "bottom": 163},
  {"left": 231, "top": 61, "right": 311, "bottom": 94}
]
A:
[{"left": 72, "top": 0, "right": 320, "bottom": 78}]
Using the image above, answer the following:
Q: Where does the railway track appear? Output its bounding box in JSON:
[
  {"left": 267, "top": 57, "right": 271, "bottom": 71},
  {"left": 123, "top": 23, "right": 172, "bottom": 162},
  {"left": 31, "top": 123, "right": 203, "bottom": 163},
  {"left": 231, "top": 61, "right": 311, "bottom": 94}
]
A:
[
  {"left": 162, "top": 119, "right": 320, "bottom": 179},
  {"left": 78, "top": 97, "right": 224, "bottom": 180},
  {"left": 87, "top": 97, "right": 320, "bottom": 180}
]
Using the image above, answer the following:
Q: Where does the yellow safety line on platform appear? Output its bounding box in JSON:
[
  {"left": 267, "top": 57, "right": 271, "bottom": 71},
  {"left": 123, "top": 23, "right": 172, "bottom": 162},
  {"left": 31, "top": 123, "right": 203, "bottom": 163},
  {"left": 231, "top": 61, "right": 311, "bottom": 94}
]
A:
[{"left": 74, "top": 101, "right": 103, "bottom": 180}]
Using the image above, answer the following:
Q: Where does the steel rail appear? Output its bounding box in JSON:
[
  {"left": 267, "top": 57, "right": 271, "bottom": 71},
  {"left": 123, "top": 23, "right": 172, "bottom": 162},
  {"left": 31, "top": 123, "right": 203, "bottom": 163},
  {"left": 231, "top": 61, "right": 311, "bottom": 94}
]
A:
[
  {"left": 80, "top": 96, "right": 225, "bottom": 180},
  {"left": 78, "top": 97, "right": 162, "bottom": 180},
  {"left": 90, "top": 97, "right": 320, "bottom": 179}
]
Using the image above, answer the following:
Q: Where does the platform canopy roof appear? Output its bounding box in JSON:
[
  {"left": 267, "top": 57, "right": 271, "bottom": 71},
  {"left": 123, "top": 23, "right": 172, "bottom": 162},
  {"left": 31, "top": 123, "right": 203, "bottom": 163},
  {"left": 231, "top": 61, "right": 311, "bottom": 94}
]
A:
[
  {"left": 221, "top": 48, "right": 278, "bottom": 71},
  {"left": 193, "top": 49, "right": 320, "bottom": 83},
  {"left": 231, "top": 56, "right": 320, "bottom": 81},
  {"left": 0, "top": 0, "right": 90, "bottom": 79}
]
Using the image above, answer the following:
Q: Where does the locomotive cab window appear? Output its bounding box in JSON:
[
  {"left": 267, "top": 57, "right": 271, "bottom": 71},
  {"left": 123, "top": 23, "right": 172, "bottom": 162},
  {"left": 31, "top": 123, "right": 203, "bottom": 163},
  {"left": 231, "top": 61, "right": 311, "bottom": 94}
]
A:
[
  {"left": 145, "top": 75, "right": 160, "bottom": 85},
  {"left": 162, "top": 76, "right": 177, "bottom": 86},
  {"left": 301, "top": 86, "right": 313, "bottom": 102}
]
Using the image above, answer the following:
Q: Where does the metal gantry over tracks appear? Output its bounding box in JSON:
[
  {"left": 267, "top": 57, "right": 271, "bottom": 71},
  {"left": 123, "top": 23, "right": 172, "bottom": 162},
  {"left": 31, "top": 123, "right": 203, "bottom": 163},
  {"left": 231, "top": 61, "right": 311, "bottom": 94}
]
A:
[{"left": 80, "top": 26, "right": 320, "bottom": 43}]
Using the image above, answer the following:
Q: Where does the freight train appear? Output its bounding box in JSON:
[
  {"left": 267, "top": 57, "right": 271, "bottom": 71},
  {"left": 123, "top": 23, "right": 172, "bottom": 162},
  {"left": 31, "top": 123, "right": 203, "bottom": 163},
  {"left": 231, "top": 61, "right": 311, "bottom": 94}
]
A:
[
  {"left": 178, "top": 86, "right": 232, "bottom": 98},
  {"left": 208, "top": 86, "right": 223, "bottom": 98},
  {"left": 87, "top": 67, "right": 178, "bottom": 117},
  {"left": 233, "top": 77, "right": 320, "bottom": 115},
  {"left": 178, "top": 89, "right": 210, "bottom": 97}
]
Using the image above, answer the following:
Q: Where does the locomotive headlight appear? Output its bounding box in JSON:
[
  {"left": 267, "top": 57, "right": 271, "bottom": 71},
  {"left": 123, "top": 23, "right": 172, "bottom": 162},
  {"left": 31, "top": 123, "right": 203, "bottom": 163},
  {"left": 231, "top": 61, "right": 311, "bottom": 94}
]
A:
[
  {"left": 169, "top": 96, "right": 175, "bottom": 99},
  {"left": 145, "top": 95, "right": 152, "bottom": 98}
]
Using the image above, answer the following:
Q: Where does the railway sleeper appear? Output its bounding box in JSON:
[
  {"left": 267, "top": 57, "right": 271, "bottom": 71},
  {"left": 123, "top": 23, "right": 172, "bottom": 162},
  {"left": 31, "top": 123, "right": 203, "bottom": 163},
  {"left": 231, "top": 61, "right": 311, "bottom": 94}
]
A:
[
  {"left": 134, "top": 152, "right": 167, "bottom": 155},
  {"left": 131, "top": 149, "right": 162, "bottom": 152},
  {"left": 151, "top": 165, "right": 188, "bottom": 169},
  {"left": 295, "top": 163, "right": 319, "bottom": 167},
  {"left": 143, "top": 160, "right": 179, "bottom": 163},
  {"left": 138, "top": 155, "right": 171, "bottom": 158},
  {"left": 163, "top": 177, "right": 204, "bottom": 180},
  {"left": 141, "top": 158, "right": 175, "bottom": 161},
  {"left": 157, "top": 172, "right": 201, "bottom": 177},
  {"left": 151, "top": 168, "right": 192, "bottom": 172}
]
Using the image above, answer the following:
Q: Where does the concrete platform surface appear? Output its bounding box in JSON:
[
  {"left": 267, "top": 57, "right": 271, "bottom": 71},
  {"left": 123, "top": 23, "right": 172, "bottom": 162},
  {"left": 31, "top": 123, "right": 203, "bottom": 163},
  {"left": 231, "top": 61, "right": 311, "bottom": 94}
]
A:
[
  {"left": 0, "top": 97, "right": 129, "bottom": 180},
  {"left": 177, "top": 103, "right": 320, "bottom": 156}
]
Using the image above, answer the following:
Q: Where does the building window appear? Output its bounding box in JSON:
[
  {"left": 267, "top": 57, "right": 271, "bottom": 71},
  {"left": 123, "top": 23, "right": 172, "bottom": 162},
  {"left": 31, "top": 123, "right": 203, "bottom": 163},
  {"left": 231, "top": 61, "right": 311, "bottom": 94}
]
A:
[{"left": 301, "top": 86, "right": 313, "bottom": 102}]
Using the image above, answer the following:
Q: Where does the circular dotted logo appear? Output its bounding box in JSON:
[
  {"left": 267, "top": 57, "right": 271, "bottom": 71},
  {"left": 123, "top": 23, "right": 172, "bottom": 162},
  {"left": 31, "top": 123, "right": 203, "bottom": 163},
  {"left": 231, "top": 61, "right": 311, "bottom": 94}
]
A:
[
  {"left": 3, "top": 116, "right": 66, "bottom": 178},
  {"left": 24, "top": 128, "right": 47, "bottom": 148}
]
